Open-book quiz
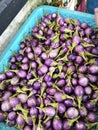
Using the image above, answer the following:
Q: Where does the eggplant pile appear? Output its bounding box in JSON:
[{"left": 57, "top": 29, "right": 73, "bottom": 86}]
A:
[{"left": 0, "top": 13, "right": 98, "bottom": 130}]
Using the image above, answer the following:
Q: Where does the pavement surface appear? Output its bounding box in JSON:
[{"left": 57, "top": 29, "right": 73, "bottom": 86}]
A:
[{"left": 0, "top": 0, "right": 27, "bottom": 35}]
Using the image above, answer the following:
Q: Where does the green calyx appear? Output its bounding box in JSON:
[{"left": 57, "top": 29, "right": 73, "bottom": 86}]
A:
[
  {"left": 57, "top": 54, "right": 68, "bottom": 63},
  {"left": 53, "top": 73, "right": 59, "bottom": 79},
  {"left": 62, "top": 94, "right": 73, "bottom": 100},
  {"left": 77, "top": 96, "right": 82, "bottom": 109},
  {"left": 47, "top": 21, "right": 55, "bottom": 29},
  {"left": 51, "top": 33, "right": 60, "bottom": 43},
  {"left": 43, "top": 116, "right": 52, "bottom": 123},
  {"left": 37, "top": 95, "right": 44, "bottom": 108},
  {"left": 0, "top": 81, "right": 5, "bottom": 90},
  {"left": 47, "top": 103, "right": 58, "bottom": 108},
  {"left": 16, "top": 104, "right": 29, "bottom": 115},
  {"left": 91, "top": 98, "right": 98, "bottom": 105},
  {"left": 17, "top": 125, "right": 24, "bottom": 130},
  {"left": 53, "top": 84, "right": 62, "bottom": 92},
  {"left": 66, "top": 76, "right": 72, "bottom": 86},
  {"left": 31, "top": 116, "right": 36, "bottom": 130},
  {"left": 9, "top": 93, "right": 18, "bottom": 99},
  {"left": 41, "top": 86, "right": 46, "bottom": 96},
  {"left": 4, "top": 66, "right": 9, "bottom": 72},
  {"left": 17, "top": 112, "right": 28, "bottom": 124},
  {"left": 86, "top": 51, "right": 98, "bottom": 58},
  {"left": 64, "top": 29, "right": 74, "bottom": 33},
  {"left": 35, "top": 34, "right": 46, "bottom": 40},
  {"left": 16, "top": 87, "right": 26, "bottom": 94},
  {"left": 86, "top": 122, "right": 98, "bottom": 130},
  {"left": 90, "top": 84, "right": 98, "bottom": 91},
  {"left": 48, "top": 68, "right": 56, "bottom": 76},
  {"left": 68, "top": 116, "right": 80, "bottom": 126},
  {"left": 85, "top": 59, "right": 96, "bottom": 65},
  {"left": 73, "top": 27, "right": 79, "bottom": 36},
  {"left": 16, "top": 86, "right": 31, "bottom": 94},
  {"left": 80, "top": 52, "right": 88, "bottom": 61},
  {"left": 58, "top": 65, "right": 63, "bottom": 73},
  {"left": 37, "top": 119, "right": 43, "bottom": 130},
  {"left": 28, "top": 78, "right": 37, "bottom": 84},
  {"left": 51, "top": 61, "right": 58, "bottom": 66},
  {"left": 37, "top": 58, "right": 43, "bottom": 67},
  {"left": 83, "top": 42, "right": 94, "bottom": 48},
  {"left": 21, "top": 86, "right": 31, "bottom": 92}
]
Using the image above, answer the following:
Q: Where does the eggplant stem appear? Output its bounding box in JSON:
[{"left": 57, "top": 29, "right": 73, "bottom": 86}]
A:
[
  {"left": 77, "top": 96, "right": 82, "bottom": 109},
  {"left": 53, "top": 84, "right": 62, "bottom": 91},
  {"left": 83, "top": 42, "right": 94, "bottom": 48},
  {"left": 68, "top": 116, "right": 80, "bottom": 126},
  {"left": 32, "top": 117, "right": 36, "bottom": 130},
  {"left": 47, "top": 103, "right": 58, "bottom": 108},
  {"left": 62, "top": 94, "right": 73, "bottom": 100},
  {"left": 87, "top": 122, "right": 98, "bottom": 129},
  {"left": 86, "top": 51, "right": 98, "bottom": 58},
  {"left": 0, "top": 81, "right": 5, "bottom": 90},
  {"left": 43, "top": 117, "right": 52, "bottom": 123},
  {"left": 80, "top": 52, "right": 88, "bottom": 61}
]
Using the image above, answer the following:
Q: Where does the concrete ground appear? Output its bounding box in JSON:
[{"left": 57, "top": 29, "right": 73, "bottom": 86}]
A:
[
  {"left": 0, "top": 0, "right": 27, "bottom": 35},
  {"left": 0, "top": 0, "right": 40, "bottom": 55}
]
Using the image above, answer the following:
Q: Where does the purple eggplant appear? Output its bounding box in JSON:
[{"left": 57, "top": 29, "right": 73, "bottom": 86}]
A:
[
  {"left": 6, "top": 71, "right": 15, "bottom": 78},
  {"left": 24, "top": 126, "right": 31, "bottom": 130},
  {"left": 8, "top": 120, "right": 16, "bottom": 127},
  {"left": 18, "top": 69, "right": 27, "bottom": 78},
  {"left": 53, "top": 117, "right": 62, "bottom": 130},
  {"left": 64, "top": 99, "right": 73, "bottom": 107},
  {"left": 9, "top": 97, "right": 20, "bottom": 107},
  {"left": 44, "top": 120, "right": 51, "bottom": 129},
  {"left": 63, "top": 120, "right": 71, "bottom": 130},
  {"left": 11, "top": 76, "right": 19, "bottom": 85},
  {"left": 66, "top": 107, "right": 79, "bottom": 119},
  {"left": 0, "top": 112, "right": 5, "bottom": 122},
  {"left": 84, "top": 86, "right": 92, "bottom": 95},
  {"left": 16, "top": 54, "right": 23, "bottom": 62},
  {"left": 30, "top": 107, "right": 38, "bottom": 116},
  {"left": 27, "top": 96, "right": 36, "bottom": 107},
  {"left": 89, "top": 65, "right": 98, "bottom": 74},
  {"left": 73, "top": 36, "right": 80, "bottom": 44},
  {"left": 16, "top": 115, "right": 25, "bottom": 126},
  {"left": 78, "top": 77, "right": 89, "bottom": 87},
  {"left": 87, "top": 112, "right": 96, "bottom": 122},
  {"left": 86, "top": 101, "right": 94, "bottom": 111},
  {"left": 75, "top": 56, "right": 83, "bottom": 64},
  {"left": 88, "top": 74, "right": 97, "bottom": 83},
  {"left": 58, "top": 103, "right": 66, "bottom": 114},
  {"left": 74, "top": 85, "right": 84, "bottom": 108},
  {"left": 1, "top": 100, "right": 11, "bottom": 112},
  {"left": 49, "top": 49, "right": 58, "bottom": 58},
  {"left": 0, "top": 73, "right": 6, "bottom": 81},
  {"left": 33, "top": 81, "right": 41, "bottom": 90},
  {"left": 79, "top": 107, "right": 87, "bottom": 117},
  {"left": 18, "top": 94, "right": 28, "bottom": 103},
  {"left": 2, "top": 91, "right": 12, "bottom": 101},
  {"left": 57, "top": 79, "right": 66, "bottom": 87},
  {"left": 34, "top": 46, "right": 42, "bottom": 55},
  {"left": 64, "top": 86, "right": 73, "bottom": 94},
  {"left": 39, "top": 65, "right": 48, "bottom": 74},
  {"left": 54, "top": 92, "right": 73, "bottom": 102},
  {"left": 46, "top": 88, "right": 56, "bottom": 96},
  {"left": 75, "top": 121, "right": 86, "bottom": 130},
  {"left": 8, "top": 112, "right": 16, "bottom": 121},
  {"left": 45, "top": 106, "right": 56, "bottom": 117}
]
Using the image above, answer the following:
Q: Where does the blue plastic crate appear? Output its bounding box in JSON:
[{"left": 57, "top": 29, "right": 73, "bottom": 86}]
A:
[{"left": 0, "top": 5, "right": 97, "bottom": 130}]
